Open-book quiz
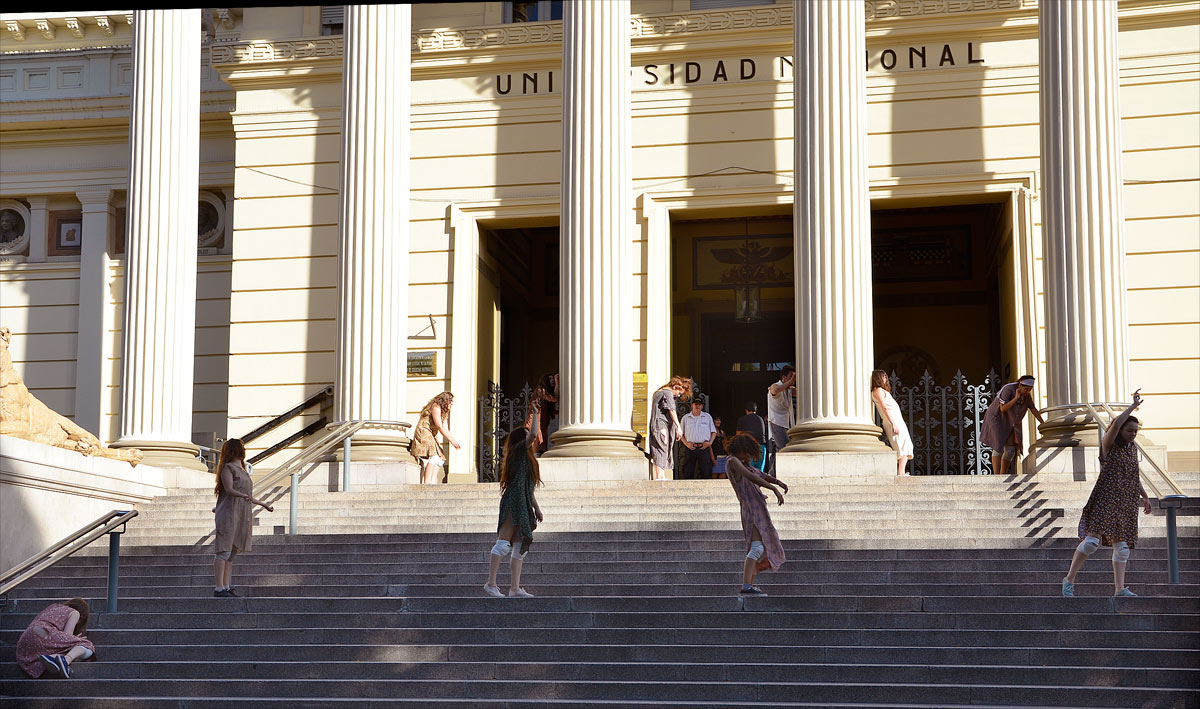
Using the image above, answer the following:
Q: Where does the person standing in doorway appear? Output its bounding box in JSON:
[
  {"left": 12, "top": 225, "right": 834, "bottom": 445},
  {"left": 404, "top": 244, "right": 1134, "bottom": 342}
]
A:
[
  {"left": 212, "top": 438, "right": 273, "bottom": 597},
  {"left": 411, "top": 392, "right": 462, "bottom": 484},
  {"left": 649, "top": 376, "right": 689, "bottom": 480},
  {"left": 980, "top": 375, "right": 1045, "bottom": 476},
  {"left": 680, "top": 398, "right": 718, "bottom": 480},
  {"left": 767, "top": 365, "right": 797, "bottom": 474},
  {"left": 870, "top": 370, "right": 914, "bottom": 476},
  {"left": 1063, "top": 390, "right": 1152, "bottom": 597},
  {"left": 711, "top": 416, "right": 729, "bottom": 478},
  {"left": 736, "top": 401, "right": 769, "bottom": 471},
  {"left": 525, "top": 373, "right": 558, "bottom": 456}
]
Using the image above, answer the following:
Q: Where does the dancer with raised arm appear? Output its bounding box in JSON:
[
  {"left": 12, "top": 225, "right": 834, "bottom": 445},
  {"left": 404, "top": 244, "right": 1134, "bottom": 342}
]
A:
[
  {"left": 980, "top": 375, "right": 1045, "bottom": 475},
  {"left": 1063, "top": 391, "right": 1153, "bottom": 597},
  {"left": 725, "top": 433, "right": 787, "bottom": 596},
  {"left": 484, "top": 407, "right": 545, "bottom": 598}
]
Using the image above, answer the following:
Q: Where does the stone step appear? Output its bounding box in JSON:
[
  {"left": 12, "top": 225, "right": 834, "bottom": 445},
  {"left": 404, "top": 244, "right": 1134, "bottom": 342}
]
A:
[{"left": 2, "top": 677, "right": 1194, "bottom": 706}]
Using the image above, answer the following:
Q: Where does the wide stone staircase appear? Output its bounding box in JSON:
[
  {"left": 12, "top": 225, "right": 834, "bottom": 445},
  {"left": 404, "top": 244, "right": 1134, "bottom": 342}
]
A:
[{"left": 2, "top": 473, "right": 1198, "bottom": 707}]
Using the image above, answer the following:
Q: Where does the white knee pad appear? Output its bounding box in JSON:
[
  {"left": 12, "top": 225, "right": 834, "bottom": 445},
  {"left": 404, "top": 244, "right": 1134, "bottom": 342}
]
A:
[
  {"left": 1113, "top": 542, "right": 1131, "bottom": 563},
  {"left": 511, "top": 541, "right": 528, "bottom": 560},
  {"left": 490, "top": 539, "right": 512, "bottom": 558},
  {"left": 746, "top": 541, "right": 765, "bottom": 561},
  {"left": 1077, "top": 536, "right": 1100, "bottom": 556}
]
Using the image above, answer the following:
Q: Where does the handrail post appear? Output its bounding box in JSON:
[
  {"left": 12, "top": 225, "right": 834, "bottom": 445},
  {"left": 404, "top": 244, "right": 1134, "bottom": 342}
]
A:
[
  {"left": 1161, "top": 495, "right": 1186, "bottom": 585},
  {"left": 289, "top": 473, "right": 299, "bottom": 535},
  {"left": 106, "top": 529, "right": 121, "bottom": 613},
  {"left": 342, "top": 436, "right": 351, "bottom": 492}
]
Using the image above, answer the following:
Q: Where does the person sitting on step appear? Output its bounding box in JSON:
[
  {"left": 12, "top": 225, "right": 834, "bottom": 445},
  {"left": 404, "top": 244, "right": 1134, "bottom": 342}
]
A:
[
  {"left": 16, "top": 598, "right": 95, "bottom": 679},
  {"left": 1063, "top": 390, "right": 1153, "bottom": 598},
  {"left": 725, "top": 433, "right": 787, "bottom": 596},
  {"left": 484, "top": 406, "right": 545, "bottom": 598}
]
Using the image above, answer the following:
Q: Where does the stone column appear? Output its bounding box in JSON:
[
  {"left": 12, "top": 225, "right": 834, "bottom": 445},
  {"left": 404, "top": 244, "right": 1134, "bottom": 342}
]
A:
[
  {"left": 75, "top": 189, "right": 114, "bottom": 439},
  {"left": 784, "top": 0, "right": 890, "bottom": 457},
  {"left": 1035, "top": 0, "right": 1131, "bottom": 449},
  {"left": 114, "top": 9, "right": 206, "bottom": 471},
  {"left": 26, "top": 197, "right": 48, "bottom": 263},
  {"left": 333, "top": 4, "right": 414, "bottom": 463},
  {"left": 542, "top": 0, "right": 643, "bottom": 474}
]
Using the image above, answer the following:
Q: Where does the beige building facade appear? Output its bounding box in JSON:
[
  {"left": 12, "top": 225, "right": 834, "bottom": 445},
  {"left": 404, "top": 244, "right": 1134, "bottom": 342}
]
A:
[{"left": 0, "top": 1, "right": 1197, "bottom": 484}]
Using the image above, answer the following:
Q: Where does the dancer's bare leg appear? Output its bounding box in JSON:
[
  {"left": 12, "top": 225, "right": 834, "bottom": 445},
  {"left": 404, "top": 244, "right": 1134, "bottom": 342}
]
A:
[
  {"left": 1113, "top": 560, "right": 1127, "bottom": 593},
  {"left": 896, "top": 457, "right": 906, "bottom": 476},
  {"left": 487, "top": 520, "right": 517, "bottom": 588},
  {"left": 743, "top": 527, "right": 763, "bottom": 586},
  {"left": 1064, "top": 550, "right": 1088, "bottom": 583}
]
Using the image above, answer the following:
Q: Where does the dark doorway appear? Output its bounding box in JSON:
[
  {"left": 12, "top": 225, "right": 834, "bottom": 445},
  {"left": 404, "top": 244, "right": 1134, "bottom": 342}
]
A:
[
  {"left": 480, "top": 226, "right": 559, "bottom": 397},
  {"left": 699, "top": 311, "right": 794, "bottom": 434},
  {"left": 871, "top": 201, "right": 1009, "bottom": 386}
]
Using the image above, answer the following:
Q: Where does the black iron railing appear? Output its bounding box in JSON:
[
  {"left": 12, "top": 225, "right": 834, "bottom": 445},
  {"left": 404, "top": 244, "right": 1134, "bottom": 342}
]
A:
[{"left": 878, "top": 369, "right": 1002, "bottom": 476}]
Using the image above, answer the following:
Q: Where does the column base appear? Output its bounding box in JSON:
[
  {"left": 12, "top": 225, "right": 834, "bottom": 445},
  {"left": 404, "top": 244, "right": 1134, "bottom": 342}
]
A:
[
  {"left": 305, "top": 460, "right": 422, "bottom": 489},
  {"left": 776, "top": 451, "right": 900, "bottom": 478},
  {"left": 333, "top": 431, "right": 418, "bottom": 465},
  {"left": 112, "top": 439, "right": 208, "bottom": 473},
  {"left": 781, "top": 421, "right": 892, "bottom": 453},
  {"left": 542, "top": 428, "right": 644, "bottom": 459}
]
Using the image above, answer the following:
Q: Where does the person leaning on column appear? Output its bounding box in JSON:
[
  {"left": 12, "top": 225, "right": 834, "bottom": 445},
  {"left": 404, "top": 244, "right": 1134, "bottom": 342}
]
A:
[
  {"left": 766, "top": 365, "right": 797, "bottom": 474},
  {"left": 979, "top": 375, "right": 1045, "bottom": 476},
  {"left": 1062, "top": 390, "right": 1153, "bottom": 598}
]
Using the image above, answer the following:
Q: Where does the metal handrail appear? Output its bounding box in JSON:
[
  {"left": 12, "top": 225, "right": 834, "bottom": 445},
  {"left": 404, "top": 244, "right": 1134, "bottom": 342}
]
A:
[
  {"left": 244, "top": 419, "right": 410, "bottom": 535},
  {"left": 0, "top": 509, "right": 137, "bottom": 611},
  {"left": 1082, "top": 403, "right": 1184, "bottom": 498},
  {"left": 241, "top": 385, "right": 335, "bottom": 447}
]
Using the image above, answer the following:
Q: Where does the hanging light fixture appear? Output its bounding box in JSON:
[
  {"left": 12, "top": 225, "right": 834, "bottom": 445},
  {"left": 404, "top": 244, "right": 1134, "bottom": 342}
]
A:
[{"left": 733, "top": 283, "right": 762, "bottom": 323}]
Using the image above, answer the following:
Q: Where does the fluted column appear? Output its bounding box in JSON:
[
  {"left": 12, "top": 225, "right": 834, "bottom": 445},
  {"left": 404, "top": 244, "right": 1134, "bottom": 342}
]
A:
[
  {"left": 333, "top": 4, "right": 414, "bottom": 461},
  {"left": 1036, "top": 0, "right": 1131, "bottom": 444},
  {"left": 785, "top": 0, "right": 888, "bottom": 453},
  {"left": 544, "top": 0, "right": 639, "bottom": 459},
  {"left": 114, "top": 9, "right": 205, "bottom": 470}
]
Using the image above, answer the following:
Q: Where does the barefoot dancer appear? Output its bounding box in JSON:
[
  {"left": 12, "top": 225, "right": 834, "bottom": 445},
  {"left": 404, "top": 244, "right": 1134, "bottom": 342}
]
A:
[
  {"left": 870, "top": 370, "right": 914, "bottom": 476},
  {"left": 484, "top": 408, "right": 544, "bottom": 598},
  {"left": 725, "top": 433, "right": 787, "bottom": 596},
  {"left": 1063, "top": 390, "right": 1154, "bottom": 598}
]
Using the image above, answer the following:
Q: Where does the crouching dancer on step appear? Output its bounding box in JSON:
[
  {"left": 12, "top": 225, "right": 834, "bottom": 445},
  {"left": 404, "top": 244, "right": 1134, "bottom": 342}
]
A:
[
  {"left": 725, "top": 433, "right": 787, "bottom": 596},
  {"left": 1063, "top": 390, "right": 1153, "bottom": 598},
  {"left": 484, "top": 407, "right": 544, "bottom": 598}
]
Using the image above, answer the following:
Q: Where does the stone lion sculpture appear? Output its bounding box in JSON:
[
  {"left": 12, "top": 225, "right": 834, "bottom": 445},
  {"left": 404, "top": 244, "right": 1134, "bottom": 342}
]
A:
[{"left": 0, "top": 326, "right": 142, "bottom": 466}]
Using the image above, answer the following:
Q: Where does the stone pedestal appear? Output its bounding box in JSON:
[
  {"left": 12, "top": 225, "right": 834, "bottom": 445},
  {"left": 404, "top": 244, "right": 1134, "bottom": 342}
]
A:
[
  {"left": 543, "top": 0, "right": 643, "bottom": 467},
  {"left": 1025, "top": 442, "right": 1169, "bottom": 482},
  {"left": 113, "top": 9, "right": 206, "bottom": 472},
  {"left": 783, "top": 0, "right": 889, "bottom": 459},
  {"left": 332, "top": 4, "right": 414, "bottom": 462},
  {"left": 776, "top": 451, "right": 899, "bottom": 478},
  {"left": 538, "top": 456, "right": 650, "bottom": 483}
]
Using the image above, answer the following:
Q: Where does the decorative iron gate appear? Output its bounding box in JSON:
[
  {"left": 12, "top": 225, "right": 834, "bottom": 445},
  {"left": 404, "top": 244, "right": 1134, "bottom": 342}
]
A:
[
  {"left": 878, "top": 369, "right": 1002, "bottom": 475},
  {"left": 477, "top": 381, "right": 533, "bottom": 482}
]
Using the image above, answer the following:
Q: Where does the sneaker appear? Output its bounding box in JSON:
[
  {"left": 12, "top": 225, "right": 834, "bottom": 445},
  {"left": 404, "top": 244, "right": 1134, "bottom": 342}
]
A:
[
  {"left": 1114, "top": 587, "right": 1137, "bottom": 597},
  {"left": 739, "top": 585, "right": 767, "bottom": 596},
  {"left": 1061, "top": 578, "right": 1076, "bottom": 597},
  {"left": 508, "top": 587, "right": 534, "bottom": 598},
  {"left": 213, "top": 588, "right": 233, "bottom": 597},
  {"left": 482, "top": 583, "right": 504, "bottom": 598},
  {"left": 225, "top": 588, "right": 239, "bottom": 597},
  {"left": 38, "top": 654, "right": 69, "bottom": 679}
]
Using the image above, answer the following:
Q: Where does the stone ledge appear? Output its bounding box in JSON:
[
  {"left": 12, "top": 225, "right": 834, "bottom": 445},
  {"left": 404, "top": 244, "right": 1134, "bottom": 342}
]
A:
[{"left": 776, "top": 451, "right": 899, "bottom": 477}]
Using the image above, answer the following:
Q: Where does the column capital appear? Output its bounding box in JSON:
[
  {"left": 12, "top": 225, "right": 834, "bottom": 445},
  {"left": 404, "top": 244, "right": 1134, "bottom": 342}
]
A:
[{"left": 75, "top": 189, "right": 114, "bottom": 208}]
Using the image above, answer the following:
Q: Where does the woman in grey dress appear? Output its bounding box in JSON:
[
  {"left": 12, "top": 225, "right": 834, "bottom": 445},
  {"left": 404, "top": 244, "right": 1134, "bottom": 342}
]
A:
[
  {"left": 980, "top": 375, "right": 1045, "bottom": 476},
  {"left": 212, "top": 438, "right": 273, "bottom": 597},
  {"left": 650, "top": 376, "right": 689, "bottom": 480}
]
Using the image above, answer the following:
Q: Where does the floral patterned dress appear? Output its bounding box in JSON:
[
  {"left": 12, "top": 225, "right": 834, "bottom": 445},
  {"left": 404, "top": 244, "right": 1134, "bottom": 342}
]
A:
[
  {"left": 16, "top": 604, "right": 95, "bottom": 678},
  {"left": 1078, "top": 441, "right": 1145, "bottom": 548},
  {"left": 727, "top": 458, "right": 786, "bottom": 573}
]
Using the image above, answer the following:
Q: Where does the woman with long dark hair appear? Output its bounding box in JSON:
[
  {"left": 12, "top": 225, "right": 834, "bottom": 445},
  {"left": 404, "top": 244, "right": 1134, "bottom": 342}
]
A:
[
  {"left": 411, "top": 391, "right": 462, "bottom": 484},
  {"left": 212, "top": 438, "right": 272, "bottom": 597},
  {"left": 483, "top": 407, "right": 544, "bottom": 598}
]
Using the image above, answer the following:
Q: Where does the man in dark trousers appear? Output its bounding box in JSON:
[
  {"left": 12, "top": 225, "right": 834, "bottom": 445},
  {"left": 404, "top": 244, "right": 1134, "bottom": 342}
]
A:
[
  {"left": 679, "top": 398, "right": 718, "bottom": 479},
  {"left": 735, "top": 401, "right": 768, "bottom": 471}
]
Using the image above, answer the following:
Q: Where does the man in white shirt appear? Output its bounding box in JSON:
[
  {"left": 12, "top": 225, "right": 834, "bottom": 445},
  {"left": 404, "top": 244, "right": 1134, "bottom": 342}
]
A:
[
  {"left": 767, "top": 365, "right": 796, "bottom": 474},
  {"left": 680, "top": 398, "right": 718, "bottom": 480}
]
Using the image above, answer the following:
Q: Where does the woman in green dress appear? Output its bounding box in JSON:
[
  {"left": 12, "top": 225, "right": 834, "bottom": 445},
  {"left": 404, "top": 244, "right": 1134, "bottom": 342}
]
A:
[{"left": 483, "top": 407, "right": 545, "bottom": 598}]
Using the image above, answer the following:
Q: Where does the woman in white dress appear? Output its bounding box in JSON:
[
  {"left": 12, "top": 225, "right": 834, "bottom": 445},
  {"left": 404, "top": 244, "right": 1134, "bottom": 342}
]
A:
[{"left": 870, "top": 370, "right": 914, "bottom": 476}]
